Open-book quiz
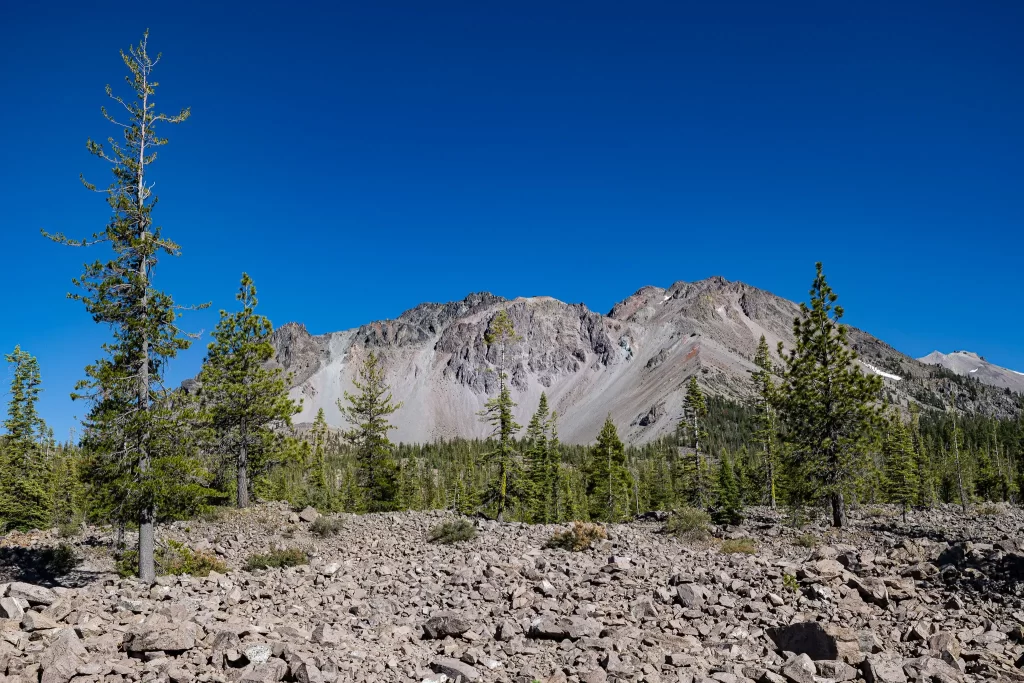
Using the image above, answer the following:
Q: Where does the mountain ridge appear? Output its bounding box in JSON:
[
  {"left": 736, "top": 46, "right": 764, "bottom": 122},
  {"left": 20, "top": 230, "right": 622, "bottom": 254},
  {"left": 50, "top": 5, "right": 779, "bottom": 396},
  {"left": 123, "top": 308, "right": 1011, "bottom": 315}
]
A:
[{"left": 268, "top": 277, "right": 1022, "bottom": 445}]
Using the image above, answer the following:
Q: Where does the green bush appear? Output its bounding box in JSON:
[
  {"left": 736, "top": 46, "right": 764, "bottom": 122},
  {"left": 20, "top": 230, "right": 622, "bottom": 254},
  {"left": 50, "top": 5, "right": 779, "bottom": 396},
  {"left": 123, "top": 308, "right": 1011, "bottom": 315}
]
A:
[
  {"left": 976, "top": 502, "right": 1004, "bottom": 516},
  {"left": 310, "top": 515, "right": 345, "bottom": 538},
  {"left": 793, "top": 534, "right": 816, "bottom": 548},
  {"left": 42, "top": 542, "right": 80, "bottom": 575},
  {"left": 427, "top": 519, "right": 477, "bottom": 545},
  {"left": 244, "top": 546, "right": 309, "bottom": 571},
  {"left": 56, "top": 521, "right": 82, "bottom": 539},
  {"left": 782, "top": 573, "right": 800, "bottom": 593},
  {"left": 544, "top": 521, "right": 607, "bottom": 552},
  {"left": 117, "top": 539, "right": 228, "bottom": 578},
  {"left": 720, "top": 538, "right": 757, "bottom": 555},
  {"left": 665, "top": 507, "right": 711, "bottom": 541}
]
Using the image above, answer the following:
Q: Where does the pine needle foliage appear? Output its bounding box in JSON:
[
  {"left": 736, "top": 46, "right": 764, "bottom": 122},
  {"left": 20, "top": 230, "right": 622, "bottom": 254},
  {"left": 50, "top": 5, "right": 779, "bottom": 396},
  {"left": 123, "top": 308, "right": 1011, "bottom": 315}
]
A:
[
  {"left": 43, "top": 31, "right": 205, "bottom": 582},
  {"left": 477, "top": 309, "right": 523, "bottom": 521},
  {"left": 587, "top": 416, "right": 633, "bottom": 522},
  {"left": 775, "top": 263, "right": 883, "bottom": 527},
  {"left": 1, "top": 346, "right": 51, "bottom": 531},
  {"left": 883, "top": 409, "right": 918, "bottom": 521},
  {"left": 199, "top": 274, "right": 300, "bottom": 508},
  {"left": 339, "top": 352, "right": 403, "bottom": 512}
]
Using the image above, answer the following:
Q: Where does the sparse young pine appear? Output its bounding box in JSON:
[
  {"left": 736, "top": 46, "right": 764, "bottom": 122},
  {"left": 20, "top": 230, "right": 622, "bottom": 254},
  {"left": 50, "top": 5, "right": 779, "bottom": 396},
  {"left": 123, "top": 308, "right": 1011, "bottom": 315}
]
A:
[
  {"left": 339, "top": 352, "right": 403, "bottom": 512},
  {"left": 775, "top": 263, "right": 883, "bottom": 528},
  {"left": 679, "top": 376, "right": 711, "bottom": 508},
  {"left": 307, "top": 407, "right": 331, "bottom": 507},
  {"left": 587, "top": 416, "right": 632, "bottom": 522},
  {"left": 199, "top": 274, "right": 300, "bottom": 508},
  {"left": 525, "top": 393, "right": 561, "bottom": 523},
  {"left": 751, "top": 335, "right": 779, "bottom": 507},
  {"left": 715, "top": 454, "right": 743, "bottom": 525},
  {"left": 0, "top": 346, "right": 52, "bottom": 531},
  {"left": 883, "top": 410, "right": 918, "bottom": 521},
  {"left": 477, "top": 309, "right": 522, "bottom": 521},
  {"left": 43, "top": 31, "right": 203, "bottom": 582}
]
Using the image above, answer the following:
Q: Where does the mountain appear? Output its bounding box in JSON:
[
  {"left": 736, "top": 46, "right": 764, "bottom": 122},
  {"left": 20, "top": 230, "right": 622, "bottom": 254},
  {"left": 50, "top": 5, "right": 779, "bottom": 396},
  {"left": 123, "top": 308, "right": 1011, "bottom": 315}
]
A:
[
  {"left": 268, "top": 278, "right": 1021, "bottom": 445},
  {"left": 919, "top": 350, "right": 1024, "bottom": 394}
]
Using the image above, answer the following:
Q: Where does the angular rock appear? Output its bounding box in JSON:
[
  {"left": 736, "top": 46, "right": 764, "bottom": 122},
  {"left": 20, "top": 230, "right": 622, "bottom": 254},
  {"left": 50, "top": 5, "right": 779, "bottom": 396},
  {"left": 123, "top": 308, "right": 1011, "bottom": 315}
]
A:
[
  {"left": 675, "top": 583, "right": 707, "bottom": 609},
  {"left": 431, "top": 657, "right": 481, "bottom": 682},
  {"left": 125, "top": 623, "right": 197, "bottom": 653},
  {"left": 768, "top": 622, "right": 838, "bottom": 661},
  {"left": 8, "top": 582, "right": 57, "bottom": 606},
  {"left": 781, "top": 654, "right": 815, "bottom": 683},
  {"left": 298, "top": 507, "right": 320, "bottom": 523},
  {"left": 862, "top": 653, "right": 908, "bottom": 683},
  {"left": 529, "top": 616, "right": 602, "bottom": 641},
  {"left": 423, "top": 613, "right": 472, "bottom": 640},
  {"left": 39, "top": 628, "right": 87, "bottom": 683}
]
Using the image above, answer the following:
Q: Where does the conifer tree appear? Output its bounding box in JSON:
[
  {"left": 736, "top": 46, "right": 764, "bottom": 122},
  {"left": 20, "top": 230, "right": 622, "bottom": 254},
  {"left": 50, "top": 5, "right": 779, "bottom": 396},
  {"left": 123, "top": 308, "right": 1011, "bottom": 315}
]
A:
[
  {"left": 679, "top": 376, "right": 711, "bottom": 508},
  {"left": 477, "top": 309, "right": 522, "bottom": 521},
  {"left": 1, "top": 346, "right": 52, "bottom": 531},
  {"left": 751, "top": 335, "right": 779, "bottom": 507},
  {"left": 525, "top": 394, "right": 553, "bottom": 522},
  {"left": 776, "top": 263, "right": 883, "bottom": 528},
  {"left": 44, "top": 31, "right": 201, "bottom": 582},
  {"left": 546, "top": 411, "right": 564, "bottom": 522},
  {"left": 883, "top": 411, "right": 918, "bottom": 521},
  {"left": 587, "top": 416, "right": 632, "bottom": 522},
  {"left": 199, "top": 274, "right": 299, "bottom": 508},
  {"left": 715, "top": 454, "right": 743, "bottom": 525},
  {"left": 949, "top": 411, "right": 968, "bottom": 512},
  {"left": 339, "top": 351, "right": 403, "bottom": 512},
  {"left": 307, "top": 407, "right": 331, "bottom": 508}
]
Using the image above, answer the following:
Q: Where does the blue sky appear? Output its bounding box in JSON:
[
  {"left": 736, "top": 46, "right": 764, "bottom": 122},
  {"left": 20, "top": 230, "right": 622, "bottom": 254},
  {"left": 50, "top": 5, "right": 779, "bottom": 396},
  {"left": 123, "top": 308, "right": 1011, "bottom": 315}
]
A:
[{"left": 1, "top": 1, "right": 1022, "bottom": 439}]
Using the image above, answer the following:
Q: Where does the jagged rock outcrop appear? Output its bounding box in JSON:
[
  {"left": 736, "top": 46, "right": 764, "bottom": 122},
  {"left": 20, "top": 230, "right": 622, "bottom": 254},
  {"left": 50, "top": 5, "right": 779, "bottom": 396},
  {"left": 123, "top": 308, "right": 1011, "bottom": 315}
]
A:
[{"left": 268, "top": 277, "right": 1021, "bottom": 444}]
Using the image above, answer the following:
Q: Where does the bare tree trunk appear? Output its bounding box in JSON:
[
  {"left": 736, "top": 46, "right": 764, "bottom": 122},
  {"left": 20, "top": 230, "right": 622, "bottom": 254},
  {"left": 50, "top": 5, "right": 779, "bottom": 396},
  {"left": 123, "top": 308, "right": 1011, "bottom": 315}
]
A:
[
  {"left": 952, "top": 415, "right": 968, "bottom": 513},
  {"left": 237, "top": 418, "right": 249, "bottom": 508},
  {"left": 831, "top": 490, "right": 847, "bottom": 528},
  {"left": 136, "top": 73, "right": 156, "bottom": 586}
]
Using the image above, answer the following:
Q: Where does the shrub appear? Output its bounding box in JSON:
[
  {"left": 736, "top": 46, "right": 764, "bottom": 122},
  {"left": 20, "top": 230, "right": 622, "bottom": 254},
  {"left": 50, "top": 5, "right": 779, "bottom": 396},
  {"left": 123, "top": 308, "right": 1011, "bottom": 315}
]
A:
[
  {"left": 244, "top": 546, "right": 309, "bottom": 571},
  {"left": 56, "top": 521, "right": 82, "bottom": 539},
  {"left": 42, "top": 542, "right": 80, "bottom": 575},
  {"left": 427, "top": 519, "right": 477, "bottom": 545},
  {"left": 976, "top": 502, "right": 1004, "bottom": 516},
  {"left": 782, "top": 573, "right": 800, "bottom": 593},
  {"left": 310, "top": 515, "right": 345, "bottom": 538},
  {"left": 720, "top": 538, "right": 757, "bottom": 555},
  {"left": 116, "top": 540, "right": 228, "bottom": 578},
  {"left": 199, "top": 506, "right": 232, "bottom": 523},
  {"left": 665, "top": 507, "right": 711, "bottom": 541},
  {"left": 793, "top": 534, "right": 816, "bottom": 548},
  {"left": 544, "top": 522, "right": 607, "bottom": 552}
]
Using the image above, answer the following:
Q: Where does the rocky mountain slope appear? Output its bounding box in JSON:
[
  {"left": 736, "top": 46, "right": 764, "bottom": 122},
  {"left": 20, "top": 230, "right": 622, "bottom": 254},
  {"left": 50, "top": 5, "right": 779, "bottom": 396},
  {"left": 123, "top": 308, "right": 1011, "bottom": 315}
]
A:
[
  {"left": 919, "top": 351, "right": 1024, "bottom": 394},
  {"left": 3, "top": 504, "right": 1024, "bottom": 683},
  {"left": 268, "top": 278, "right": 1020, "bottom": 445}
]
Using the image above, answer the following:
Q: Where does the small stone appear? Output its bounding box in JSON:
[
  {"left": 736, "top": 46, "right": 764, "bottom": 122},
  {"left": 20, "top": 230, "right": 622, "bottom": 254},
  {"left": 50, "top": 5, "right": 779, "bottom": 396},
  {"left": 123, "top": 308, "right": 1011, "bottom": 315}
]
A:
[{"left": 431, "top": 657, "right": 481, "bottom": 682}]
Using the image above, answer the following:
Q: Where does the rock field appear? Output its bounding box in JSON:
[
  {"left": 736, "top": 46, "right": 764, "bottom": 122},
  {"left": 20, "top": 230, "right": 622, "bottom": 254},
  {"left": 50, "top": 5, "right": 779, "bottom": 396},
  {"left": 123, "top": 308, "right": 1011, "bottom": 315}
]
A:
[{"left": 2, "top": 503, "right": 1024, "bottom": 683}]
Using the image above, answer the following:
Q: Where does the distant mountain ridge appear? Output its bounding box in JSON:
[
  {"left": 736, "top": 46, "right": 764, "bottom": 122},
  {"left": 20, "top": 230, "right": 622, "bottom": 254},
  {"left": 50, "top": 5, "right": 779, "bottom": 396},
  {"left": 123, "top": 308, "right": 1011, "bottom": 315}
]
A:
[
  {"left": 918, "top": 350, "right": 1024, "bottom": 394},
  {"left": 268, "top": 278, "right": 1021, "bottom": 445}
]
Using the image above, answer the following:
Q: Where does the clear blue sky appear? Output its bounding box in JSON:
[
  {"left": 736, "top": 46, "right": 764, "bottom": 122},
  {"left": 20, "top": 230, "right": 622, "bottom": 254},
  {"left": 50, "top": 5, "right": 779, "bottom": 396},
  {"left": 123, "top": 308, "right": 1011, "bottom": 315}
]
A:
[{"left": 1, "top": 1, "right": 1022, "bottom": 439}]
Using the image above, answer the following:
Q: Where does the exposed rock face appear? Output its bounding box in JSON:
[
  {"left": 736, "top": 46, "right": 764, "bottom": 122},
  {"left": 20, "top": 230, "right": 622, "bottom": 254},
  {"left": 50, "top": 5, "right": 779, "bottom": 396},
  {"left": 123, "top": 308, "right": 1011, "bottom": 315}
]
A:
[
  {"left": 919, "top": 349, "right": 1024, "bottom": 393},
  {"left": 268, "top": 278, "right": 1021, "bottom": 444}
]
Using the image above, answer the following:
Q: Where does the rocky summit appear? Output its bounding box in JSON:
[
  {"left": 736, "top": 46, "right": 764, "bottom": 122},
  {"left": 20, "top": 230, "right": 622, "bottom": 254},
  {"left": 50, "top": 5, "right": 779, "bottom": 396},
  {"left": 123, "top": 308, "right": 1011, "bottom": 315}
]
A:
[
  {"left": 3, "top": 504, "right": 1024, "bottom": 683},
  {"left": 268, "top": 278, "right": 1021, "bottom": 445}
]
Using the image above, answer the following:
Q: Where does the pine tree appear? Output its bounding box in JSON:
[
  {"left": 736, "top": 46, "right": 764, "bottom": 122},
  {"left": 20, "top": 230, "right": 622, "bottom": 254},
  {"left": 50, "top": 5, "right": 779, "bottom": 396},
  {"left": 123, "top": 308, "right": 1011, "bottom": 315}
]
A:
[
  {"left": 44, "top": 31, "right": 202, "bottom": 582},
  {"left": 679, "top": 376, "right": 711, "bottom": 508},
  {"left": 883, "top": 411, "right": 918, "bottom": 522},
  {"left": 587, "top": 416, "right": 633, "bottom": 522},
  {"left": 715, "top": 453, "right": 742, "bottom": 525},
  {"left": 776, "top": 263, "right": 883, "bottom": 528},
  {"left": 307, "top": 407, "right": 331, "bottom": 508},
  {"left": 199, "top": 274, "right": 300, "bottom": 508},
  {"left": 546, "top": 411, "right": 564, "bottom": 522},
  {"left": 751, "top": 335, "right": 779, "bottom": 507},
  {"left": 949, "top": 410, "right": 969, "bottom": 512},
  {"left": 477, "top": 309, "right": 522, "bottom": 521},
  {"left": 339, "top": 351, "right": 403, "bottom": 512},
  {"left": 1, "top": 346, "right": 52, "bottom": 531},
  {"left": 524, "top": 394, "right": 551, "bottom": 522}
]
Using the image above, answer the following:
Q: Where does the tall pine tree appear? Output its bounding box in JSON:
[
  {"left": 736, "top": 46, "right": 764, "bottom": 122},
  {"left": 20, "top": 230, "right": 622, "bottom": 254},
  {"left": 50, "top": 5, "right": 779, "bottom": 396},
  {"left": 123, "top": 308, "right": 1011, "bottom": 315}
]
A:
[
  {"left": 587, "top": 416, "right": 633, "bottom": 522},
  {"left": 339, "top": 351, "right": 403, "bottom": 512},
  {"left": 679, "top": 376, "right": 711, "bottom": 508},
  {"left": 477, "top": 309, "right": 522, "bottom": 521},
  {"left": 883, "top": 410, "right": 918, "bottom": 521},
  {"left": 44, "top": 32, "right": 200, "bottom": 582},
  {"left": 751, "top": 335, "right": 779, "bottom": 507},
  {"left": 776, "top": 263, "right": 882, "bottom": 528},
  {"left": 199, "top": 274, "right": 299, "bottom": 508},
  {"left": 1, "top": 346, "right": 52, "bottom": 531}
]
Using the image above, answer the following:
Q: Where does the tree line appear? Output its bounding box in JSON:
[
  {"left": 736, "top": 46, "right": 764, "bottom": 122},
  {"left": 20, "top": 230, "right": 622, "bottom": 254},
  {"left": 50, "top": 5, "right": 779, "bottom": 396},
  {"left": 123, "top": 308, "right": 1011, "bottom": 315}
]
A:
[{"left": 3, "top": 32, "right": 1023, "bottom": 582}]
